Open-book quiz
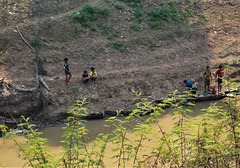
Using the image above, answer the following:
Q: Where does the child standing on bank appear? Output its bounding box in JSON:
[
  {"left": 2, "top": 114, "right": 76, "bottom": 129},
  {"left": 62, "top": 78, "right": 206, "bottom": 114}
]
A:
[
  {"left": 216, "top": 65, "right": 224, "bottom": 93},
  {"left": 203, "top": 66, "right": 213, "bottom": 93},
  {"left": 90, "top": 67, "right": 97, "bottom": 82},
  {"left": 64, "top": 58, "right": 72, "bottom": 85}
]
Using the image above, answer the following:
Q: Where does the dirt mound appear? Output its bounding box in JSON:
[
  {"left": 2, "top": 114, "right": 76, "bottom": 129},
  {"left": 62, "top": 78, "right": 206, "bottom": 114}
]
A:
[{"left": 0, "top": 0, "right": 240, "bottom": 122}]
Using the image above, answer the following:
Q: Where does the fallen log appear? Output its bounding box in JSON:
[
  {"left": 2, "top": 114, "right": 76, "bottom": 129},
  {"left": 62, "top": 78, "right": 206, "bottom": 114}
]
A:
[
  {"left": 39, "top": 76, "right": 50, "bottom": 91},
  {"left": 195, "top": 94, "right": 226, "bottom": 102}
]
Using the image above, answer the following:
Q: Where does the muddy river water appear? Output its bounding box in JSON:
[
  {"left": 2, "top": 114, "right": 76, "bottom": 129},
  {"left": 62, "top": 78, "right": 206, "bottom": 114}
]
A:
[{"left": 0, "top": 101, "right": 219, "bottom": 167}]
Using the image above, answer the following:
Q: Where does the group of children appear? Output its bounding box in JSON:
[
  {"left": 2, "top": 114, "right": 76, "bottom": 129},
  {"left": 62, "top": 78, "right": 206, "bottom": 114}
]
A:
[
  {"left": 64, "top": 58, "right": 224, "bottom": 94},
  {"left": 184, "top": 65, "right": 224, "bottom": 95},
  {"left": 64, "top": 58, "right": 98, "bottom": 85}
]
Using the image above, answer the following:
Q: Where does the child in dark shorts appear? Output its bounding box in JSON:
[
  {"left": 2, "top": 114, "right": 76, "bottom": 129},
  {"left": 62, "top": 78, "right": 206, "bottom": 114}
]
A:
[
  {"left": 203, "top": 66, "right": 213, "bottom": 93},
  {"left": 90, "top": 67, "right": 98, "bottom": 82},
  {"left": 216, "top": 65, "right": 224, "bottom": 93},
  {"left": 82, "top": 70, "right": 90, "bottom": 84},
  {"left": 64, "top": 58, "right": 72, "bottom": 85}
]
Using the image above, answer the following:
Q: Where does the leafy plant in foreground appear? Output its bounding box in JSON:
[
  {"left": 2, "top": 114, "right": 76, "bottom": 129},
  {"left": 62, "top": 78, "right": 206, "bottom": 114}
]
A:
[{"left": 8, "top": 116, "right": 52, "bottom": 167}]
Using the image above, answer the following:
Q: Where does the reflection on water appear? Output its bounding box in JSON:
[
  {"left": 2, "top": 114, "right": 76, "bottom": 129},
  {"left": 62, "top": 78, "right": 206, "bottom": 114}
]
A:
[{"left": 0, "top": 101, "right": 219, "bottom": 167}]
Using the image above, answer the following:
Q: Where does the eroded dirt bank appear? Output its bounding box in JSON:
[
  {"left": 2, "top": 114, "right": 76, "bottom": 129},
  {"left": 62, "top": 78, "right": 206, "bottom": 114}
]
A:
[{"left": 0, "top": 0, "right": 240, "bottom": 124}]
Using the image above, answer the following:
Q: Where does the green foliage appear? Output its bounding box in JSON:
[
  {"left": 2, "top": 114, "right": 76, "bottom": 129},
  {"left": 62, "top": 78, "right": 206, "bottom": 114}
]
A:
[
  {"left": 149, "top": 21, "right": 161, "bottom": 28},
  {"left": 0, "top": 51, "right": 3, "bottom": 55},
  {"left": 114, "top": 3, "right": 124, "bottom": 10},
  {"left": 186, "top": 8, "right": 194, "bottom": 17},
  {"left": 168, "top": 0, "right": 178, "bottom": 6},
  {"left": 147, "top": 2, "right": 189, "bottom": 29},
  {"left": 0, "top": 125, "right": 7, "bottom": 137},
  {"left": 102, "top": 24, "right": 120, "bottom": 40},
  {"left": 8, "top": 116, "right": 52, "bottom": 167},
  {"left": 200, "top": 13, "right": 208, "bottom": 21},
  {"left": 108, "top": 30, "right": 120, "bottom": 40},
  {"left": 113, "top": 41, "right": 126, "bottom": 52},
  {"left": 130, "top": 24, "right": 142, "bottom": 31},
  {"left": 103, "top": 24, "right": 112, "bottom": 34},
  {"left": 133, "top": 8, "right": 143, "bottom": 21},
  {"left": 119, "top": 0, "right": 142, "bottom": 8},
  {"left": 71, "top": 4, "right": 109, "bottom": 30},
  {"left": 30, "top": 38, "right": 40, "bottom": 47}
]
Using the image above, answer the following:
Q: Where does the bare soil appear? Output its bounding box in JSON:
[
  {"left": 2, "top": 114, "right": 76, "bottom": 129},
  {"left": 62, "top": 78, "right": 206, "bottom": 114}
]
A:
[{"left": 0, "top": 0, "right": 240, "bottom": 121}]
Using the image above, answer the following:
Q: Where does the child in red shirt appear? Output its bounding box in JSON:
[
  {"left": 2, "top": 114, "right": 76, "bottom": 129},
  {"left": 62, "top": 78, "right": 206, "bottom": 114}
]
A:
[{"left": 216, "top": 65, "right": 224, "bottom": 93}]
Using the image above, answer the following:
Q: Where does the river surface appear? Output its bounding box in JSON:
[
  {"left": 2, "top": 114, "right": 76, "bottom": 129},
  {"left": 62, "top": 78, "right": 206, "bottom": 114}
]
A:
[{"left": 0, "top": 101, "right": 219, "bottom": 167}]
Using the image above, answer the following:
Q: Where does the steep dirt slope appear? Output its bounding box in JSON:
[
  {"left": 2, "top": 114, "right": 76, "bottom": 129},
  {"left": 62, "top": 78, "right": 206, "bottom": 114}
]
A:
[
  {"left": 205, "top": 1, "right": 240, "bottom": 65},
  {"left": 0, "top": 0, "right": 239, "bottom": 121}
]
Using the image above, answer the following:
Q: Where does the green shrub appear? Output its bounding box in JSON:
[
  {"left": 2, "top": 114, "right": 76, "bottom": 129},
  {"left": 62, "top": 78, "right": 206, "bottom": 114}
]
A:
[
  {"left": 30, "top": 38, "right": 40, "bottom": 47},
  {"left": 200, "top": 13, "right": 208, "bottom": 21},
  {"left": 108, "top": 30, "right": 120, "bottom": 40},
  {"left": 167, "top": 1, "right": 178, "bottom": 6},
  {"left": 130, "top": 24, "right": 141, "bottom": 31},
  {"left": 71, "top": 4, "right": 109, "bottom": 29},
  {"left": 103, "top": 24, "right": 112, "bottom": 33},
  {"left": 114, "top": 3, "right": 124, "bottom": 10},
  {"left": 148, "top": 7, "right": 179, "bottom": 22},
  {"left": 0, "top": 51, "right": 3, "bottom": 55},
  {"left": 186, "top": 9, "right": 193, "bottom": 17},
  {"left": 147, "top": 2, "right": 189, "bottom": 28},
  {"left": 149, "top": 21, "right": 161, "bottom": 28},
  {"left": 103, "top": 24, "right": 120, "bottom": 40},
  {"left": 120, "top": 0, "right": 142, "bottom": 8},
  {"left": 113, "top": 41, "right": 126, "bottom": 51},
  {"left": 113, "top": 30, "right": 120, "bottom": 36},
  {"left": 133, "top": 8, "right": 143, "bottom": 21}
]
